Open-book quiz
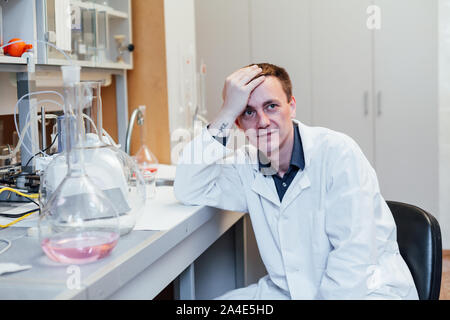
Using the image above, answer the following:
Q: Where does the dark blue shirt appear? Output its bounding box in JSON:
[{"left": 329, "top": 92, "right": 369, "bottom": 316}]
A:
[{"left": 259, "top": 124, "right": 305, "bottom": 202}]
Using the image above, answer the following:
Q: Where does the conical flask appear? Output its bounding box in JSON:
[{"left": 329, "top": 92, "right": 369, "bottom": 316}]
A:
[
  {"left": 40, "top": 81, "right": 146, "bottom": 236},
  {"left": 38, "top": 66, "right": 120, "bottom": 265},
  {"left": 133, "top": 106, "right": 158, "bottom": 199}
]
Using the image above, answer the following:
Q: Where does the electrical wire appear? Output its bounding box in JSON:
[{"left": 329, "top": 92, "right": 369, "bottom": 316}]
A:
[
  {"left": 0, "top": 187, "right": 40, "bottom": 229},
  {"left": 0, "top": 208, "right": 40, "bottom": 219},
  {"left": 13, "top": 92, "right": 64, "bottom": 158},
  {"left": 24, "top": 133, "right": 60, "bottom": 169},
  {"left": 0, "top": 187, "right": 39, "bottom": 200},
  {"left": 0, "top": 210, "right": 39, "bottom": 229}
]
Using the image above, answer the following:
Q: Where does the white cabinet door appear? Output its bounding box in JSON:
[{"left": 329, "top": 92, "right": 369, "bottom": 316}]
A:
[
  {"left": 374, "top": 0, "right": 438, "bottom": 214},
  {"left": 250, "top": 0, "right": 312, "bottom": 125},
  {"left": 311, "top": 0, "right": 375, "bottom": 165}
]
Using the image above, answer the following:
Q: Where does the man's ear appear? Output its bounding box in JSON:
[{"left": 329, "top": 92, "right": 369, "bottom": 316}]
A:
[{"left": 289, "top": 96, "right": 297, "bottom": 118}]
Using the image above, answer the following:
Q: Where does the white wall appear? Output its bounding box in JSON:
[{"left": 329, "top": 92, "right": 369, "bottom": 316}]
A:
[
  {"left": 439, "top": 0, "right": 450, "bottom": 249},
  {"left": 194, "top": 0, "right": 312, "bottom": 125},
  {"left": 164, "top": 0, "right": 198, "bottom": 137},
  {"left": 194, "top": 0, "right": 252, "bottom": 122}
]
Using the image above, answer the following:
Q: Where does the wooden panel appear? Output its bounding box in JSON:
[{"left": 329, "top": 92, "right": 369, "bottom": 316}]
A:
[
  {"left": 101, "top": 0, "right": 171, "bottom": 164},
  {"left": 127, "top": 0, "right": 170, "bottom": 164},
  {"left": 102, "top": 77, "right": 119, "bottom": 143},
  {"left": 0, "top": 115, "right": 16, "bottom": 146}
]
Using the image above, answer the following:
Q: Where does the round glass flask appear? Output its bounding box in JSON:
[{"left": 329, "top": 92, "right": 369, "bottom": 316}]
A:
[
  {"left": 39, "top": 66, "right": 120, "bottom": 265},
  {"left": 40, "top": 81, "right": 146, "bottom": 236}
]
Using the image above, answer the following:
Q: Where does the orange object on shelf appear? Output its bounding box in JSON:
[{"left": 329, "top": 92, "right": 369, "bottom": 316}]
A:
[{"left": 3, "top": 38, "right": 33, "bottom": 57}]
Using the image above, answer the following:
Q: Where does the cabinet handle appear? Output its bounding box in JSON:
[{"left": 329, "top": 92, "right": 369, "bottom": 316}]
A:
[
  {"left": 377, "top": 91, "right": 382, "bottom": 116},
  {"left": 363, "top": 91, "right": 369, "bottom": 116}
]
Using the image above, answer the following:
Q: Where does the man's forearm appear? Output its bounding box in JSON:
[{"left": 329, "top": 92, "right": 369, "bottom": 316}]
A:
[{"left": 208, "top": 110, "right": 237, "bottom": 138}]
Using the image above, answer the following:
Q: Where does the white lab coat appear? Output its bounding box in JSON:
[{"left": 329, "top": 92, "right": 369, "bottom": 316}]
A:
[{"left": 174, "top": 120, "right": 419, "bottom": 300}]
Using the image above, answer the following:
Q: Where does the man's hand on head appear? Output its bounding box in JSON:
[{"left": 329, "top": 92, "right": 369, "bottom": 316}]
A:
[{"left": 209, "top": 65, "right": 265, "bottom": 137}]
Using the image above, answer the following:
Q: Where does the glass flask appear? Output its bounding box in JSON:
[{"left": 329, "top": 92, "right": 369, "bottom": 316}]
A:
[
  {"left": 133, "top": 106, "right": 159, "bottom": 199},
  {"left": 40, "top": 81, "right": 146, "bottom": 236},
  {"left": 39, "top": 66, "right": 120, "bottom": 265}
]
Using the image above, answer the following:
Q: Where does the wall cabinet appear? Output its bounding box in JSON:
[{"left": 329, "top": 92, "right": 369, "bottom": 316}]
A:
[
  {"left": 0, "top": 0, "right": 134, "bottom": 157},
  {"left": 313, "top": 0, "right": 439, "bottom": 217},
  {"left": 36, "top": 0, "right": 133, "bottom": 69},
  {"left": 311, "top": 0, "right": 439, "bottom": 217}
]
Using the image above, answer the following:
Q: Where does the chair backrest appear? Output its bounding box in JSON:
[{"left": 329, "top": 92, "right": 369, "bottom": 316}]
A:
[{"left": 386, "top": 201, "right": 442, "bottom": 300}]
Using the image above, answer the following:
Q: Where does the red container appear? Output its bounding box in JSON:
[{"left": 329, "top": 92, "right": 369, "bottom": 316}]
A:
[{"left": 3, "top": 38, "right": 33, "bottom": 57}]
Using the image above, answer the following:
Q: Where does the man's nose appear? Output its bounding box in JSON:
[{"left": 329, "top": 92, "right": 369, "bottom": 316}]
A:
[{"left": 257, "top": 111, "right": 271, "bottom": 128}]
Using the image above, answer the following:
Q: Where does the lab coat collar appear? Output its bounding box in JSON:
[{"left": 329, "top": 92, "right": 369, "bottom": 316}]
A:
[
  {"left": 280, "top": 120, "right": 313, "bottom": 209},
  {"left": 292, "top": 119, "right": 313, "bottom": 169},
  {"left": 281, "top": 170, "right": 311, "bottom": 211},
  {"left": 250, "top": 120, "right": 313, "bottom": 172},
  {"left": 250, "top": 120, "right": 313, "bottom": 207},
  {"left": 251, "top": 162, "right": 311, "bottom": 209},
  {"left": 251, "top": 173, "right": 281, "bottom": 207},
  {"left": 258, "top": 123, "right": 305, "bottom": 174}
]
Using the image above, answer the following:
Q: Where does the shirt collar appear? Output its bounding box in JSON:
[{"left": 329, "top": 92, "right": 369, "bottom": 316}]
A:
[{"left": 258, "top": 123, "right": 305, "bottom": 174}]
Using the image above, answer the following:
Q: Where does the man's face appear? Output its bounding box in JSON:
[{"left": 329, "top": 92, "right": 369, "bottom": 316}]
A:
[{"left": 236, "top": 76, "right": 296, "bottom": 156}]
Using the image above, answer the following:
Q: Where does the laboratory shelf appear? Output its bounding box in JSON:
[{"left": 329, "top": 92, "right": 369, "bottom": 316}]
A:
[
  {"left": 108, "top": 9, "right": 129, "bottom": 20},
  {"left": 0, "top": 55, "right": 27, "bottom": 65},
  {"left": 46, "top": 58, "right": 96, "bottom": 68},
  {"left": 96, "top": 61, "right": 132, "bottom": 70},
  {"left": 45, "top": 58, "right": 131, "bottom": 70}
]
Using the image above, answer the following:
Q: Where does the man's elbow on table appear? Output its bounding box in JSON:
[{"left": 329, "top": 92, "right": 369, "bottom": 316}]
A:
[{"left": 173, "top": 169, "right": 200, "bottom": 206}]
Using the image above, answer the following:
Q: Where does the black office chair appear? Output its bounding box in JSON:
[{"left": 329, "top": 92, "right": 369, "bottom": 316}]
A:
[{"left": 386, "top": 201, "right": 442, "bottom": 300}]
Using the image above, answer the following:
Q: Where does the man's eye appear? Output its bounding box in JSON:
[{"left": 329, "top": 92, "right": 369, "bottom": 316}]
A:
[
  {"left": 267, "top": 104, "right": 277, "bottom": 110},
  {"left": 244, "top": 110, "right": 254, "bottom": 116}
]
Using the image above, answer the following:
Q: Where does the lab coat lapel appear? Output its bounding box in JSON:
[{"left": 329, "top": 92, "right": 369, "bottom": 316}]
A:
[
  {"left": 281, "top": 119, "right": 313, "bottom": 211},
  {"left": 281, "top": 170, "right": 311, "bottom": 212},
  {"left": 251, "top": 171, "right": 281, "bottom": 207},
  {"left": 249, "top": 119, "right": 313, "bottom": 209}
]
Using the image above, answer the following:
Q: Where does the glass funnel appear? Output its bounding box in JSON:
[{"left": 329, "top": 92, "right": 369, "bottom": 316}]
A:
[
  {"left": 39, "top": 66, "right": 120, "bottom": 265},
  {"left": 132, "top": 106, "right": 159, "bottom": 199},
  {"left": 40, "top": 81, "right": 146, "bottom": 236}
]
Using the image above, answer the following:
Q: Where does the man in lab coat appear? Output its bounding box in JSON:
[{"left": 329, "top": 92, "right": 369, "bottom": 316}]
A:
[{"left": 174, "top": 63, "right": 419, "bottom": 300}]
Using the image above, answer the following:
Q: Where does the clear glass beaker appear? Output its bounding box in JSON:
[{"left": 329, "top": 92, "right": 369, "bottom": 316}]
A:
[{"left": 39, "top": 66, "right": 120, "bottom": 265}]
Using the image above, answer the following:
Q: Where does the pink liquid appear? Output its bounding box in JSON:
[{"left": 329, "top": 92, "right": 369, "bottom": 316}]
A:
[{"left": 41, "top": 231, "right": 119, "bottom": 265}]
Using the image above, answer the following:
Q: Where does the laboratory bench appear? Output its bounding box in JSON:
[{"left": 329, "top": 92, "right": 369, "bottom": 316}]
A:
[{"left": 0, "top": 186, "right": 248, "bottom": 300}]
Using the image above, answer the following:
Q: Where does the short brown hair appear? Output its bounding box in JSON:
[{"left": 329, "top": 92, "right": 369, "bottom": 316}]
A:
[{"left": 248, "top": 63, "right": 292, "bottom": 102}]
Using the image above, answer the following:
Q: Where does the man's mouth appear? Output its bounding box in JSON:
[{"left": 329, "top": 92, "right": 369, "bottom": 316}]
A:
[{"left": 257, "top": 130, "right": 278, "bottom": 138}]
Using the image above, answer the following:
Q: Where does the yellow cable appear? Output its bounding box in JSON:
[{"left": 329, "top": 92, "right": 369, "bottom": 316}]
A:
[
  {"left": 0, "top": 187, "right": 39, "bottom": 199},
  {"left": 0, "top": 211, "right": 38, "bottom": 228},
  {"left": 0, "top": 187, "right": 40, "bottom": 228}
]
